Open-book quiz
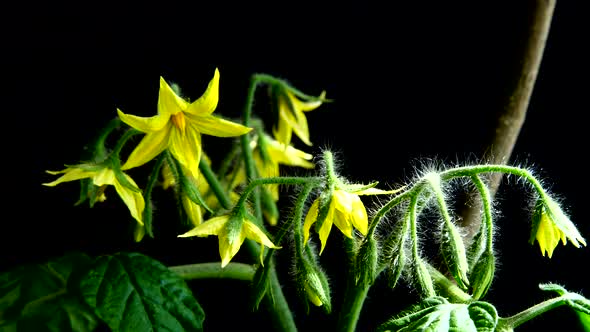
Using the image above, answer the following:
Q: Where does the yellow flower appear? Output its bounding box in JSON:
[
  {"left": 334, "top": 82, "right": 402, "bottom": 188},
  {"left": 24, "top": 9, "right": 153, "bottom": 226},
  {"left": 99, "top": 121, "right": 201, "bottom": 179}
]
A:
[
  {"left": 117, "top": 68, "right": 252, "bottom": 180},
  {"left": 303, "top": 187, "right": 395, "bottom": 254},
  {"left": 273, "top": 89, "right": 326, "bottom": 147},
  {"left": 233, "top": 134, "right": 314, "bottom": 201},
  {"left": 178, "top": 214, "right": 280, "bottom": 267},
  {"left": 43, "top": 165, "right": 144, "bottom": 226},
  {"left": 531, "top": 198, "right": 586, "bottom": 258}
]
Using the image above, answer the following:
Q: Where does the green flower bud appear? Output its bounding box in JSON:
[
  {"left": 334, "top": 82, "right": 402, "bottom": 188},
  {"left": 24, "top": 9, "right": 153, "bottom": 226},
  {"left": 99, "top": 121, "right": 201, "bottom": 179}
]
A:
[{"left": 469, "top": 251, "right": 495, "bottom": 300}]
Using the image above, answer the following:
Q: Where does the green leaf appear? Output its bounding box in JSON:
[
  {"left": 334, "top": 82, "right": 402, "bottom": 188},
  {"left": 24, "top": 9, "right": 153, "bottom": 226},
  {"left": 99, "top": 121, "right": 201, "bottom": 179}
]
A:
[
  {"left": 0, "top": 252, "right": 99, "bottom": 332},
  {"left": 377, "top": 296, "right": 498, "bottom": 332},
  {"left": 577, "top": 311, "right": 590, "bottom": 332},
  {"left": 79, "top": 252, "right": 204, "bottom": 332}
]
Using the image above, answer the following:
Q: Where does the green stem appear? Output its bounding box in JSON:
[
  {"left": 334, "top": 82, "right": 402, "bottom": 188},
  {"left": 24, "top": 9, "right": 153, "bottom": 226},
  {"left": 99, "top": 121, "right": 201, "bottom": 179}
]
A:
[
  {"left": 337, "top": 285, "right": 370, "bottom": 332},
  {"left": 236, "top": 176, "right": 321, "bottom": 209},
  {"left": 240, "top": 74, "right": 271, "bottom": 221},
  {"left": 169, "top": 262, "right": 255, "bottom": 281},
  {"left": 238, "top": 73, "right": 312, "bottom": 332},
  {"left": 111, "top": 128, "right": 141, "bottom": 161},
  {"left": 470, "top": 175, "right": 494, "bottom": 251},
  {"left": 439, "top": 165, "right": 545, "bottom": 198},
  {"left": 93, "top": 117, "right": 121, "bottom": 159},
  {"left": 199, "top": 157, "right": 232, "bottom": 210},
  {"left": 142, "top": 153, "right": 166, "bottom": 237},
  {"left": 496, "top": 295, "right": 569, "bottom": 330}
]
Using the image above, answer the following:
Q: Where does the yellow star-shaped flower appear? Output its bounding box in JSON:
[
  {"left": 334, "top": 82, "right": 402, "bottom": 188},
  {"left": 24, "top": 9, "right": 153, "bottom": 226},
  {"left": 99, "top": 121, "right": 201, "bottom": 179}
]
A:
[
  {"left": 43, "top": 165, "right": 144, "bottom": 226},
  {"left": 531, "top": 198, "right": 586, "bottom": 258},
  {"left": 303, "top": 187, "right": 394, "bottom": 254},
  {"left": 117, "top": 68, "right": 252, "bottom": 180},
  {"left": 273, "top": 89, "right": 326, "bottom": 147},
  {"left": 178, "top": 214, "right": 280, "bottom": 267}
]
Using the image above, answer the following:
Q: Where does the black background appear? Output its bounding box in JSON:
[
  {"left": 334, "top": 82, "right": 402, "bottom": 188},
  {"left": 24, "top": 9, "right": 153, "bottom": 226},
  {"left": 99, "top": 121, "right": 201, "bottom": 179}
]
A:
[{"left": 3, "top": 1, "right": 590, "bottom": 331}]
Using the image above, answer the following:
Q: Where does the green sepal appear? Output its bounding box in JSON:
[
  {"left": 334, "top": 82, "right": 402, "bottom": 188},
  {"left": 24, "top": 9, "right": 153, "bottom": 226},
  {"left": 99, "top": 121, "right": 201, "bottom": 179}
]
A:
[
  {"left": 314, "top": 193, "right": 332, "bottom": 236},
  {"left": 342, "top": 181, "right": 379, "bottom": 194},
  {"left": 377, "top": 296, "right": 498, "bottom": 332},
  {"left": 469, "top": 251, "right": 496, "bottom": 300},
  {"left": 386, "top": 247, "right": 406, "bottom": 291},
  {"left": 250, "top": 250, "right": 274, "bottom": 311},
  {"left": 256, "top": 130, "right": 272, "bottom": 165},
  {"left": 167, "top": 153, "right": 213, "bottom": 214},
  {"left": 415, "top": 258, "right": 436, "bottom": 298},
  {"left": 467, "top": 228, "right": 487, "bottom": 274}
]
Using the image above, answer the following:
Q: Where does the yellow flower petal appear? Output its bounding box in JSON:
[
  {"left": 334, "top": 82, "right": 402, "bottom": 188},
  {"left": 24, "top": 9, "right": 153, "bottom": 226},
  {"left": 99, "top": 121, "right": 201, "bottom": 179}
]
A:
[
  {"left": 117, "top": 108, "right": 171, "bottom": 133},
  {"left": 168, "top": 124, "right": 202, "bottom": 180},
  {"left": 288, "top": 90, "right": 326, "bottom": 112},
  {"left": 333, "top": 209, "right": 353, "bottom": 239},
  {"left": 536, "top": 214, "right": 561, "bottom": 258},
  {"left": 182, "top": 194, "right": 203, "bottom": 226},
  {"left": 92, "top": 168, "right": 116, "bottom": 187},
  {"left": 186, "top": 113, "right": 252, "bottom": 137},
  {"left": 355, "top": 187, "right": 405, "bottom": 196},
  {"left": 350, "top": 195, "right": 369, "bottom": 236},
  {"left": 243, "top": 221, "right": 280, "bottom": 249},
  {"left": 318, "top": 204, "right": 334, "bottom": 255},
  {"left": 112, "top": 172, "right": 145, "bottom": 226},
  {"left": 279, "top": 100, "right": 311, "bottom": 146},
  {"left": 218, "top": 231, "right": 246, "bottom": 268},
  {"left": 178, "top": 215, "right": 229, "bottom": 237},
  {"left": 122, "top": 124, "right": 172, "bottom": 170},
  {"left": 303, "top": 199, "right": 320, "bottom": 244},
  {"left": 266, "top": 140, "right": 314, "bottom": 168},
  {"left": 158, "top": 76, "right": 189, "bottom": 115},
  {"left": 42, "top": 168, "right": 96, "bottom": 186},
  {"left": 185, "top": 68, "right": 220, "bottom": 116},
  {"left": 273, "top": 115, "right": 293, "bottom": 146}
]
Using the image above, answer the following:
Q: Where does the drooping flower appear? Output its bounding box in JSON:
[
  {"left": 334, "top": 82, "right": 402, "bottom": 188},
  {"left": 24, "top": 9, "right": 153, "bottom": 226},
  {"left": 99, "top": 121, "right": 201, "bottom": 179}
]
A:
[
  {"left": 272, "top": 86, "right": 326, "bottom": 147},
  {"left": 178, "top": 212, "right": 280, "bottom": 267},
  {"left": 117, "top": 68, "right": 252, "bottom": 180},
  {"left": 530, "top": 197, "right": 586, "bottom": 258},
  {"left": 303, "top": 186, "right": 396, "bottom": 254},
  {"left": 43, "top": 164, "right": 144, "bottom": 226},
  {"left": 233, "top": 134, "right": 315, "bottom": 201}
]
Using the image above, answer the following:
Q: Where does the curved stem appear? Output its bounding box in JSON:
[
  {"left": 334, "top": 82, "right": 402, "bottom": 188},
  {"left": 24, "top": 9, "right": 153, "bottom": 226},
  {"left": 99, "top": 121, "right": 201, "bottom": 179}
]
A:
[
  {"left": 236, "top": 176, "right": 321, "bottom": 209},
  {"left": 169, "top": 262, "right": 255, "bottom": 281},
  {"left": 497, "top": 294, "right": 568, "bottom": 330}
]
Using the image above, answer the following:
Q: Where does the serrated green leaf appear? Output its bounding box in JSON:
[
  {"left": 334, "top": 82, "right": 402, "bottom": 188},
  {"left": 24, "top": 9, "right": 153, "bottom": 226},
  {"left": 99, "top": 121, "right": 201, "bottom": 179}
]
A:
[
  {"left": 0, "top": 252, "right": 98, "bottom": 332},
  {"left": 377, "top": 296, "right": 497, "bottom": 332},
  {"left": 79, "top": 252, "right": 204, "bottom": 332}
]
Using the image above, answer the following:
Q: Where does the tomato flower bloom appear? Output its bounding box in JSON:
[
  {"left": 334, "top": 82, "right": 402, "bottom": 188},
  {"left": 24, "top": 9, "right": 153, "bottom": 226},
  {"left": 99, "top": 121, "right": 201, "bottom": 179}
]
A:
[
  {"left": 272, "top": 88, "right": 326, "bottom": 147},
  {"left": 117, "top": 68, "right": 252, "bottom": 180},
  {"left": 178, "top": 213, "right": 280, "bottom": 267},
  {"left": 303, "top": 187, "right": 395, "bottom": 254},
  {"left": 531, "top": 197, "right": 586, "bottom": 258},
  {"left": 43, "top": 165, "right": 144, "bottom": 226}
]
